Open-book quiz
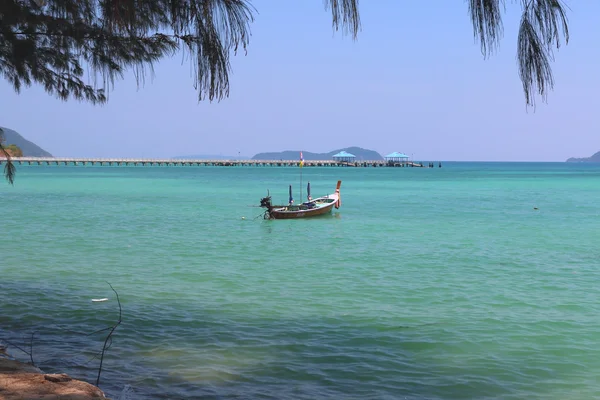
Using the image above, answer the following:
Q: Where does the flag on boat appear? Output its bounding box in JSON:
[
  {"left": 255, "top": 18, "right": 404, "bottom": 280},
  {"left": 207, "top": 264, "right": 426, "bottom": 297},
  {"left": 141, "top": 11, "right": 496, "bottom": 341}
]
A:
[{"left": 299, "top": 151, "right": 304, "bottom": 168}]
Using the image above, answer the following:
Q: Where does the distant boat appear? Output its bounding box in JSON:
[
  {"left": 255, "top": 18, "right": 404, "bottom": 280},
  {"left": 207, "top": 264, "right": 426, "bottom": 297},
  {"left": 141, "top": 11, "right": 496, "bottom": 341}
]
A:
[{"left": 260, "top": 181, "right": 342, "bottom": 219}]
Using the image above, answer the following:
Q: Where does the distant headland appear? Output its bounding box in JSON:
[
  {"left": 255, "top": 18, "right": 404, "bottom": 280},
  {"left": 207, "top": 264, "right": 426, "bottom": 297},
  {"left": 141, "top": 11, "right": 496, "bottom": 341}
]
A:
[
  {"left": 565, "top": 151, "right": 600, "bottom": 163},
  {"left": 252, "top": 147, "right": 384, "bottom": 161},
  {"left": 0, "top": 126, "right": 53, "bottom": 157}
]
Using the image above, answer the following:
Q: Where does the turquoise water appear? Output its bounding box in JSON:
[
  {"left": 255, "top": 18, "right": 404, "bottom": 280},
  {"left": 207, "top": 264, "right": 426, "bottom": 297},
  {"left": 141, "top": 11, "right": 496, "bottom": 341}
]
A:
[{"left": 1, "top": 163, "right": 600, "bottom": 399}]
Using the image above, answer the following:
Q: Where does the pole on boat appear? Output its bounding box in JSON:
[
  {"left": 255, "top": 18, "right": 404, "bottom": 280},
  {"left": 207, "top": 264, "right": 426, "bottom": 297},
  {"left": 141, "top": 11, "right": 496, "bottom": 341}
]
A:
[
  {"left": 300, "top": 167, "right": 303, "bottom": 204},
  {"left": 299, "top": 151, "right": 304, "bottom": 203}
]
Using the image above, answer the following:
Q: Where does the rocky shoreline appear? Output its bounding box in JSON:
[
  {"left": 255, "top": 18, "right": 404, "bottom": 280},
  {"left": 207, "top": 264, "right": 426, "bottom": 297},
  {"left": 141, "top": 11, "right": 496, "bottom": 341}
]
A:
[{"left": 0, "top": 346, "right": 108, "bottom": 400}]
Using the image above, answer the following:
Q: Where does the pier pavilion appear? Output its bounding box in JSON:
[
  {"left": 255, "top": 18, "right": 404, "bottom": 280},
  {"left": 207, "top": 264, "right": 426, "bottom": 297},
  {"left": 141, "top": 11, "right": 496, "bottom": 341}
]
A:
[
  {"left": 385, "top": 152, "right": 410, "bottom": 164},
  {"left": 332, "top": 151, "right": 356, "bottom": 163}
]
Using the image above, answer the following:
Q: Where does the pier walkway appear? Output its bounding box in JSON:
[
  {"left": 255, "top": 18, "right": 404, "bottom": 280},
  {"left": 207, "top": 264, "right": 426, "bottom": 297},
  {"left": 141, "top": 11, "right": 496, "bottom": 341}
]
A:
[{"left": 0, "top": 157, "right": 429, "bottom": 168}]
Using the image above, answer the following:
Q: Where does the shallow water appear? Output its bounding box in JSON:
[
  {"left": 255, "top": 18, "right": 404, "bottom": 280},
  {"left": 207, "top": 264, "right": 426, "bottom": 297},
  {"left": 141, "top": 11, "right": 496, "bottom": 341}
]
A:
[{"left": 1, "top": 162, "right": 600, "bottom": 399}]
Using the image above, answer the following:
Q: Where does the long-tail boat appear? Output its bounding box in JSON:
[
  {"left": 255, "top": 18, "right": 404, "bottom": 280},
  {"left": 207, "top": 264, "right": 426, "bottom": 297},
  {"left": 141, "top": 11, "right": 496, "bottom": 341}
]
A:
[{"left": 260, "top": 180, "right": 341, "bottom": 220}]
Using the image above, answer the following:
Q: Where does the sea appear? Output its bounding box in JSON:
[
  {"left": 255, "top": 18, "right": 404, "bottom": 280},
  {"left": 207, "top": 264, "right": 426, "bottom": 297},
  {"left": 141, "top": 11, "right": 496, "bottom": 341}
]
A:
[{"left": 1, "top": 162, "right": 599, "bottom": 400}]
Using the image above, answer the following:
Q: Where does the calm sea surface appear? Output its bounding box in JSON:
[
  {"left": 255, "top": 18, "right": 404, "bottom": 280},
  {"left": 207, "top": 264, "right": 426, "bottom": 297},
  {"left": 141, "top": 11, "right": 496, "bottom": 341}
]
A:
[{"left": 1, "top": 162, "right": 599, "bottom": 399}]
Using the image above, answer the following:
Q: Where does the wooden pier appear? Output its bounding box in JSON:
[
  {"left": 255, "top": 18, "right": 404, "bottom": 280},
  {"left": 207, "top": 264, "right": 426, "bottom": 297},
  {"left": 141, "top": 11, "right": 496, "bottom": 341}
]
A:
[{"left": 0, "top": 157, "right": 430, "bottom": 168}]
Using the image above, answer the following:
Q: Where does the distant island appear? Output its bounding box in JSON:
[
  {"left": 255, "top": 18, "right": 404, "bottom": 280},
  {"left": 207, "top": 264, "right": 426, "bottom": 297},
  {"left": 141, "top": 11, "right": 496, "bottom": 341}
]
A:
[
  {"left": 252, "top": 147, "right": 384, "bottom": 161},
  {"left": 0, "top": 126, "right": 53, "bottom": 157},
  {"left": 566, "top": 151, "right": 600, "bottom": 163}
]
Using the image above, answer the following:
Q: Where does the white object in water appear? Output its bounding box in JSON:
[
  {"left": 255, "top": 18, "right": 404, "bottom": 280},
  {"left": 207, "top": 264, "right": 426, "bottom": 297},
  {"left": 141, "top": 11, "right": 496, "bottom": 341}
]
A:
[{"left": 91, "top": 298, "right": 109, "bottom": 302}]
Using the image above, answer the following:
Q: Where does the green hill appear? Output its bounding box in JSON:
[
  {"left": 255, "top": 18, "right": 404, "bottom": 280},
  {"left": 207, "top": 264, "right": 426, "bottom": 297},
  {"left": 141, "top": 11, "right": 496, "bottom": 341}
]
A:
[
  {"left": 566, "top": 151, "right": 600, "bottom": 163},
  {"left": 252, "top": 147, "right": 383, "bottom": 161},
  {"left": 0, "top": 127, "right": 53, "bottom": 157}
]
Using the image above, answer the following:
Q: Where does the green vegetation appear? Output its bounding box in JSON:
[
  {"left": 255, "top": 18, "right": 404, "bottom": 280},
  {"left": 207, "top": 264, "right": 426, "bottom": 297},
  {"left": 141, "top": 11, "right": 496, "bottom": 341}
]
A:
[
  {"left": 0, "top": 126, "right": 53, "bottom": 184},
  {"left": 0, "top": 128, "right": 17, "bottom": 184},
  {"left": 3, "top": 144, "right": 23, "bottom": 157},
  {"left": 0, "top": 127, "right": 52, "bottom": 157}
]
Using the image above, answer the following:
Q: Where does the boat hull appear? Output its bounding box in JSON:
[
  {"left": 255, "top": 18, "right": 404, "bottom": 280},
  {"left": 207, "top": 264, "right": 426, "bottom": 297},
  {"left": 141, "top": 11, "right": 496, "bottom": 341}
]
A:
[
  {"left": 269, "top": 200, "right": 336, "bottom": 219},
  {"left": 260, "top": 180, "right": 341, "bottom": 220}
]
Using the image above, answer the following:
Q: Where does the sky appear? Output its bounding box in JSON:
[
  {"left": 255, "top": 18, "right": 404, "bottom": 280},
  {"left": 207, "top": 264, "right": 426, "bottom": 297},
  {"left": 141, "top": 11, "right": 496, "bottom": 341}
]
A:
[{"left": 0, "top": 0, "right": 598, "bottom": 161}]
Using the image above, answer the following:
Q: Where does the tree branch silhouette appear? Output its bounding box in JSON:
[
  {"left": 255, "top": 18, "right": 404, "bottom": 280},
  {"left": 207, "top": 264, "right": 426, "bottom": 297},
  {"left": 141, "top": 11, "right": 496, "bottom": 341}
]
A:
[
  {"left": 0, "top": 129, "right": 16, "bottom": 185},
  {"left": 96, "top": 282, "right": 122, "bottom": 387}
]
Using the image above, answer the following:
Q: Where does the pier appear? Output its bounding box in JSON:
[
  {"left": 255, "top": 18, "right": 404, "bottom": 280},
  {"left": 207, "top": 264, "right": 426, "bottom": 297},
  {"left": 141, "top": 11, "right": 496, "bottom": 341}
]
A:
[{"left": 0, "top": 157, "right": 434, "bottom": 168}]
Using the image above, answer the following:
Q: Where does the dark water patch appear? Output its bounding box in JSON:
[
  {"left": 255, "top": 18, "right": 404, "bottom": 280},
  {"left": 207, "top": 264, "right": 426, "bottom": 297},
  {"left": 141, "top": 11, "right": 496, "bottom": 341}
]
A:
[{"left": 2, "top": 280, "right": 596, "bottom": 399}]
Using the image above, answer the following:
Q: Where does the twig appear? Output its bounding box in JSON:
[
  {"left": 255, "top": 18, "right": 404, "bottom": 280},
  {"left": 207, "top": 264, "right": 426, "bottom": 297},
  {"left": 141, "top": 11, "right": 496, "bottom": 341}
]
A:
[
  {"left": 96, "top": 282, "right": 122, "bottom": 387},
  {"left": 29, "top": 331, "right": 37, "bottom": 365},
  {"left": 0, "top": 339, "right": 31, "bottom": 361},
  {"left": 57, "top": 326, "right": 113, "bottom": 336},
  {"left": 1, "top": 329, "right": 36, "bottom": 366}
]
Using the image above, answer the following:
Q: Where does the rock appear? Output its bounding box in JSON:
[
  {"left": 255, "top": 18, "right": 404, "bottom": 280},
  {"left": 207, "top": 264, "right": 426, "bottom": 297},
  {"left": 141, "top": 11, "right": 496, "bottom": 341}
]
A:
[
  {"left": 0, "top": 358, "right": 108, "bottom": 399},
  {"left": 44, "top": 373, "right": 73, "bottom": 382}
]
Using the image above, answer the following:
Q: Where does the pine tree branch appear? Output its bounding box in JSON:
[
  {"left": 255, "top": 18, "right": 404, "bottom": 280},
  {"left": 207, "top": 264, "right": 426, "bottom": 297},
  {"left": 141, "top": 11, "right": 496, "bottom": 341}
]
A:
[{"left": 469, "top": 0, "right": 569, "bottom": 108}]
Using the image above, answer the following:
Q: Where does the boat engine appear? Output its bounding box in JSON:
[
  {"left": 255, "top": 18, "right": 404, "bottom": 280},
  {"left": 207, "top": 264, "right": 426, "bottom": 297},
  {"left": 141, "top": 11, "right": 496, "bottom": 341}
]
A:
[{"left": 259, "top": 191, "right": 274, "bottom": 219}]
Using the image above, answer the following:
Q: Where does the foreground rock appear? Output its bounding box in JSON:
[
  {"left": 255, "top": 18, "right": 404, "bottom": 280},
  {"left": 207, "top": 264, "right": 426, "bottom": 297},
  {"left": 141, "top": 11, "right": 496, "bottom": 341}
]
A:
[{"left": 0, "top": 356, "right": 108, "bottom": 400}]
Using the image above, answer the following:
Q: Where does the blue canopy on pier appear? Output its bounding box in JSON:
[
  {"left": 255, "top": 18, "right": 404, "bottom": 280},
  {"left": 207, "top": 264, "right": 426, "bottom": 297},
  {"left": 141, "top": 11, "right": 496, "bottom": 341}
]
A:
[
  {"left": 385, "top": 152, "right": 409, "bottom": 158},
  {"left": 385, "top": 152, "right": 410, "bottom": 162},
  {"left": 332, "top": 151, "right": 356, "bottom": 162}
]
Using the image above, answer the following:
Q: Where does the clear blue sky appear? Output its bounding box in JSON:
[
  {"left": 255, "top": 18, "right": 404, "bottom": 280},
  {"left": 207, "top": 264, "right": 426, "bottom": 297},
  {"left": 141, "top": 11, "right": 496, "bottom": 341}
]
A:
[{"left": 0, "top": 1, "right": 597, "bottom": 161}]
